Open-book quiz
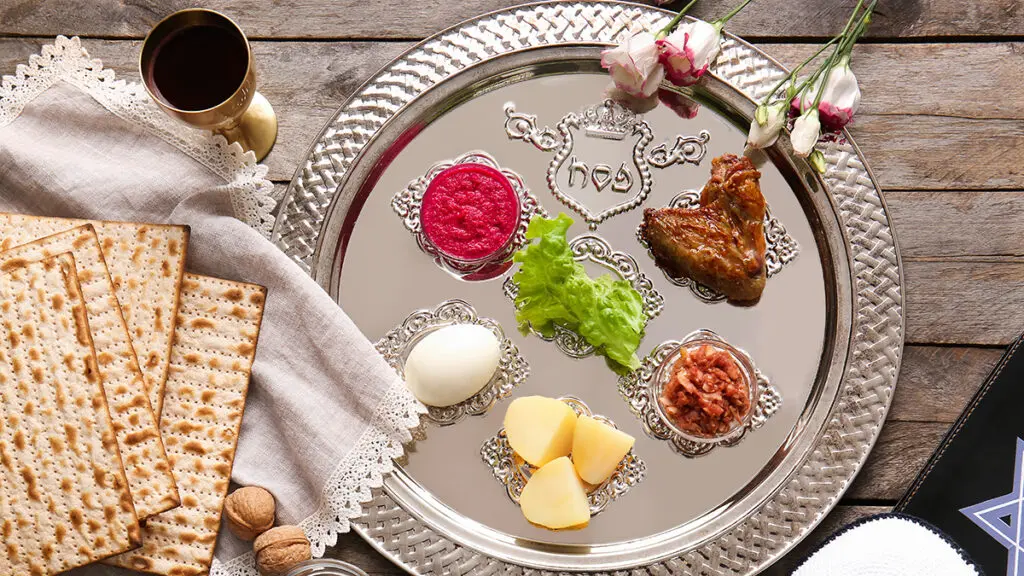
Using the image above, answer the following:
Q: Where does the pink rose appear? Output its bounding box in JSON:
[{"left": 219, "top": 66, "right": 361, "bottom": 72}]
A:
[
  {"left": 601, "top": 31, "right": 666, "bottom": 98},
  {"left": 656, "top": 20, "right": 722, "bottom": 86}
]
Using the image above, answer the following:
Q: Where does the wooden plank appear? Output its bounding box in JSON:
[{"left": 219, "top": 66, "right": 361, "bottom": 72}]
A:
[
  {"left": 848, "top": 420, "right": 948, "bottom": 500},
  {"left": 768, "top": 43, "right": 1024, "bottom": 120},
  {"left": 905, "top": 260, "right": 1024, "bottom": 346},
  {"left": 851, "top": 115, "right": 1024, "bottom": 191},
  {"left": 2, "top": 38, "right": 1019, "bottom": 190},
  {"left": 0, "top": 0, "right": 1020, "bottom": 40},
  {"left": 13, "top": 39, "right": 1017, "bottom": 122},
  {"left": 890, "top": 345, "right": 999, "bottom": 423},
  {"left": 888, "top": 191, "right": 1024, "bottom": 260}
]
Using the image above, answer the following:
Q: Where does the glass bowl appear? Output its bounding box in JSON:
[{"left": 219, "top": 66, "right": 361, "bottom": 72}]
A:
[
  {"left": 648, "top": 336, "right": 758, "bottom": 444},
  {"left": 285, "top": 559, "right": 370, "bottom": 576}
]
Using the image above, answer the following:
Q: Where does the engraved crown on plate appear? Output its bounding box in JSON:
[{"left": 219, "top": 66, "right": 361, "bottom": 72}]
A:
[{"left": 581, "top": 99, "right": 639, "bottom": 141}]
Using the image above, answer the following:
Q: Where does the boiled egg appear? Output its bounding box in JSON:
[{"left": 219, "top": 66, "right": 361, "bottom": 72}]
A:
[{"left": 403, "top": 323, "right": 501, "bottom": 407}]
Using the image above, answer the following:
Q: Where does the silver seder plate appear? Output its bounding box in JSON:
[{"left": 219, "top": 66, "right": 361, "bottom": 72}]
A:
[{"left": 271, "top": 2, "right": 905, "bottom": 575}]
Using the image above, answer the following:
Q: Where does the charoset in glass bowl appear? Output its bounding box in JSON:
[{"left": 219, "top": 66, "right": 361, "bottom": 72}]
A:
[{"left": 649, "top": 335, "right": 759, "bottom": 445}]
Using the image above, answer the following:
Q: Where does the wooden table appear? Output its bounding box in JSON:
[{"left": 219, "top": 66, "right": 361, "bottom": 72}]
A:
[{"left": 1, "top": 0, "right": 1019, "bottom": 572}]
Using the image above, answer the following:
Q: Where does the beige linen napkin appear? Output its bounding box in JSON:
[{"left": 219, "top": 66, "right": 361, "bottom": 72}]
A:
[{"left": 0, "top": 37, "right": 425, "bottom": 575}]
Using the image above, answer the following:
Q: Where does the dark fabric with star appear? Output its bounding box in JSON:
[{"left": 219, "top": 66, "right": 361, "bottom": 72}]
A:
[{"left": 898, "top": 331, "right": 1024, "bottom": 576}]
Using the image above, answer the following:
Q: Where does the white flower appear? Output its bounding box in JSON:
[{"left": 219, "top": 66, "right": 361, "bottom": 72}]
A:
[
  {"left": 791, "top": 108, "right": 821, "bottom": 157},
  {"left": 817, "top": 60, "right": 861, "bottom": 130},
  {"left": 656, "top": 20, "right": 722, "bottom": 86},
  {"left": 746, "top": 101, "right": 788, "bottom": 148},
  {"left": 601, "top": 31, "right": 666, "bottom": 98},
  {"left": 792, "top": 58, "right": 861, "bottom": 131}
]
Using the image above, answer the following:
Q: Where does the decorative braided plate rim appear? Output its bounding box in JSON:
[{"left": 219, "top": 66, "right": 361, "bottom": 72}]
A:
[{"left": 271, "top": 2, "right": 904, "bottom": 575}]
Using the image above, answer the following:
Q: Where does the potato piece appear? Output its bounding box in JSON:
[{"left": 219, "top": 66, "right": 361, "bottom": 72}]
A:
[
  {"left": 571, "top": 415, "right": 635, "bottom": 485},
  {"left": 504, "top": 396, "right": 578, "bottom": 467},
  {"left": 519, "top": 456, "right": 591, "bottom": 530}
]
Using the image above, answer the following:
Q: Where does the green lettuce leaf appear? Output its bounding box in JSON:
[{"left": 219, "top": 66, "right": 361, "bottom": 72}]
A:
[{"left": 512, "top": 213, "right": 645, "bottom": 371}]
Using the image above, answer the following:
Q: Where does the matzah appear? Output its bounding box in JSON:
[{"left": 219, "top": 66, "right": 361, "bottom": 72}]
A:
[
  {"left": 0, "top": 254, "right": 141, "bottom": 576},
  {"left": 107, "top": 273, "right": 266, "bottom": 575},
  {"left": 0, "top": 214, "right": 189, "bottom": 417},
  {"left": 0, "top": 225, "right": 179, "bottom": 519}
]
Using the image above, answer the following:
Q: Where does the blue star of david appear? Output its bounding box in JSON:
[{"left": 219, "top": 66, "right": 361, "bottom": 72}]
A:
[{"left": 961, "top": 437, "right": 1024, "bottom": 576}]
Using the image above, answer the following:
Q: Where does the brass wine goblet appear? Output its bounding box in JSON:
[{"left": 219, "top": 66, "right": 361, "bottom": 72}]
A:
[{"left": 140, "top": 8, "right": 278, "bottom": 161}]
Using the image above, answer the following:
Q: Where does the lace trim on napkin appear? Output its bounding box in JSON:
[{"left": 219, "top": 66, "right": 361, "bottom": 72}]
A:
[
  {"left": 211, "top": 382, "right": 427, "bottom": 576},
  {"left": 0, "top": 36, "right": 277, "bottom": 236}
]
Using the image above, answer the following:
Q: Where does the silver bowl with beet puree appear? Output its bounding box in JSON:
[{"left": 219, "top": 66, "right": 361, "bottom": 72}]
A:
[{"left": 419, "top": 163, "right": 522, "bottom": 267}]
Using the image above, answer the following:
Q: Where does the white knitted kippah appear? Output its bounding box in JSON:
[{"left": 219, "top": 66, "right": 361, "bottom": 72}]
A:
[{"left": 793, "top": 514, "right": 980, "bottom": 576}]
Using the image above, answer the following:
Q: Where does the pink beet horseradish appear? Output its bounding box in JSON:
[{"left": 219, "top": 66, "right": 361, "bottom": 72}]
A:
[{"left": 420, "top": 163, "right": 521, "bottom": 263}]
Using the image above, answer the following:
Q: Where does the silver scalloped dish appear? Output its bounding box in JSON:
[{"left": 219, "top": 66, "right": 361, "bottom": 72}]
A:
[
  {"left": 650, "top": 336, "right": 759, "bottom": 443},
  {"left": 391, "top": 151, "right": 546, "bottom": 280},
  {"left": 479, "top": 396, "right": 646, "bottom": 518}
]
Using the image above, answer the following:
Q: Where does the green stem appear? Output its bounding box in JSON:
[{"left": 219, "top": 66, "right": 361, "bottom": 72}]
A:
[
  {"left": 807, "top": 0, "right": 867, "bottom": 109},
  {"left": 835, "top": 0, "right": 867, "bottom": 48},
  {"left": 713, "top": 0, "right": 755, "bottom": 28},
  {"left": 759, "top": 35, "right": 840, "bottom": 105},
  {"left": 790, "top": 67, "right": 822, "bottom": 104},
  {"left": 656, "top": 0, "right": 700, "bottom": 38},
  {"left": 838, "top": 0, "right": 877, "bottom": 56}
]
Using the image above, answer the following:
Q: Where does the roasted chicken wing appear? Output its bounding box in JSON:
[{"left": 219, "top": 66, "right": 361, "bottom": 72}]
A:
[{"left": 641, "top": 154, "right": 767, "bottom": 303}]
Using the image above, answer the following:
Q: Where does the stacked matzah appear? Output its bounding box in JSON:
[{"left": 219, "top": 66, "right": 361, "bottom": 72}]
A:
[
  {"left": 0, "top": 225, "right": 179, "bottom": 519},
  {"left": 0, "top": 215, "right": 266, "bottom": 576},
  {"left": 0, "top": 214, "right": 189, "bottom": 417},
  {"left": 0, "top": 254, "right": 141, "bottom": 575},
  {"left": 108, "top": 274, "right": 266, "bottom": 574}
]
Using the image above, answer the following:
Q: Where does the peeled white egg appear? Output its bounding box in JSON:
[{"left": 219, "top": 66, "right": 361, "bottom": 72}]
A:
[{"left": 404, "top": 324, "right": 501, "bottom": 407}]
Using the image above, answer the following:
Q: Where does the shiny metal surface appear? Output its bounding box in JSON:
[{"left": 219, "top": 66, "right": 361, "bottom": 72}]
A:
[
  {"left": 326, "top": 60, "right": 838, "bottom": 564},
  {"left": 271, "top": 2, "right": 904, "bottom": 575},
  {"left": 501, "top": 233, "right": 665, "bottom": 359},
  {"left": 637, "top": 189, "right": 800, "bottom": 301}
]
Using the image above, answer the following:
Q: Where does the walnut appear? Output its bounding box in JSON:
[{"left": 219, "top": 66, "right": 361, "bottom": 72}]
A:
[
  {"left": 254, "top": 525, "right": 311, "bottom": 576},
  {"left": 224, "top": 486, "right": 276, "bottom": 541}
]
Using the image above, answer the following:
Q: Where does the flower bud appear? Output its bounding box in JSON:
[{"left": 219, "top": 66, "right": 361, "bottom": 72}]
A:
[
  {"left": 747, "top": 101, "right": 787, "bottom": 149},
  {"left": 809, "top": 149, "right": 827, "bottom": 173},
  {"left": 791, "top": 108, "right": 821, "bottom": 157},
  {"left": 791, "top": 58, "right": 861, "bottom": 131}
]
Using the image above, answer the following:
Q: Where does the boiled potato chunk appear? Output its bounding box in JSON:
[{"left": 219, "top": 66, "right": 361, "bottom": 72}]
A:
[
  {"left": 519, "top": 456, "right": 591, "bottom": 529},
  {"left": 504, "top": 396, "right": 577, "bottom": 467},
  {"left": 571, "top": 415, "right": 635, "bottom": 485}
]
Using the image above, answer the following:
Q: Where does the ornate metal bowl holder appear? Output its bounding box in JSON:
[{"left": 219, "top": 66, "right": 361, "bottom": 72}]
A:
[
  {"left": 618, "top": 329, "right": 782, "bottom": 457},
  {"left": 375, "top": 299, "right": 529, "bottom": 425},
  {"left": 480, "top": 396, "right": 646, "bottom": 516}
]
